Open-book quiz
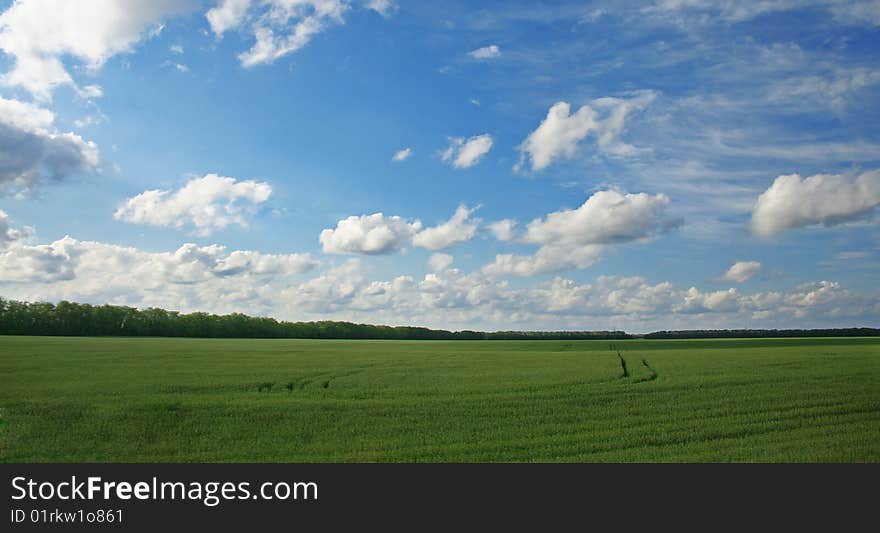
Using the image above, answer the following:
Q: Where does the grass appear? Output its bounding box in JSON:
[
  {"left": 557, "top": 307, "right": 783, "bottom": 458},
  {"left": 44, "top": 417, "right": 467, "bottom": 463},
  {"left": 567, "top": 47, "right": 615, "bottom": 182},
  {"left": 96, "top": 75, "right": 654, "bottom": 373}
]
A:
[{"left": 0, "top": 336, "right": 878, "bottom": 462}]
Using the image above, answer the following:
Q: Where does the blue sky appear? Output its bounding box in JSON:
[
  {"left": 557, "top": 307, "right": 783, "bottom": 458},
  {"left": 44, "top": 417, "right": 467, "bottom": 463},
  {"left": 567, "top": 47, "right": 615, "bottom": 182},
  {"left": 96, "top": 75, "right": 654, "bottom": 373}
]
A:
[{"left": 0, "top": 0, "right": 878, "bottom": 331}]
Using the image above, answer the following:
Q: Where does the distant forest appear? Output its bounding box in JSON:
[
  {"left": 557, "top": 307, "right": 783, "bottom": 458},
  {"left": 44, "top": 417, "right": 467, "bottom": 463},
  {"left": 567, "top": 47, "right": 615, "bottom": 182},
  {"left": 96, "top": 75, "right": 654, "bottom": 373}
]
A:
[{"left": 0, "top": 297, "right": 877, "bottom": 340}]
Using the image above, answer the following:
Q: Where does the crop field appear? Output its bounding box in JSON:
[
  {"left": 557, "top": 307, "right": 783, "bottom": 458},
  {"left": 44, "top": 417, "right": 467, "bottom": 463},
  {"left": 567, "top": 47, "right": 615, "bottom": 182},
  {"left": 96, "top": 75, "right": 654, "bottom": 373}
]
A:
[{"left": 1, "top": 336, "right": 878, "bottom": 462}]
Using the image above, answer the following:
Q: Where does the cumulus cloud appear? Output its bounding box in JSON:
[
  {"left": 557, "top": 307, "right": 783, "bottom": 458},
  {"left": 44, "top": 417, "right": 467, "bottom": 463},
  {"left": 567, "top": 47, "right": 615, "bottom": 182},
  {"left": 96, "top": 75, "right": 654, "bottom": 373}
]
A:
[
  {"left": 723, "top": 260, "right": 761, "bottom": 283},
  {"left": 320, "top": 205, "right": 478, "bottom": 255},
  {"left": 282, "top": 258, "right": 366, "bottom": 313},
  {"left": 750, "top": 170, "right": 880, "bottom": 236},
  {"left": 515, "top": 91, "right": 656, "bottom": 172},
  {"left": 427, "top": 253, "right": 453, "bottom": 273},
  {"left": 0, "top": 97, "right": 99, "bottom": 196},
  {"left": 206, "top": 0, "right": 252, "bottom": 36},
  {"left": 483, "top": 244, "right": 604, "bottom": 277},
  {"left": 526, "top": 275, "right": 679, "bottom": 316},
  {"left": 523, "top": 190, "right": 672, "bottom": 246},
  {"left": 412, "top": 205, "right": 479, "bottom": 251},
  {"left": 0, "top": 0, "right": 191, "bottom": 99},
  {"left": 468, "top": 44, "right": 500, "bottom": 59},
  {"left": 0, "top": 210, "right": 34, "bottom": 248},
  {"left": 488, "top": 219, "right": 517, "bottom": 241},
  {"left": 677, "top": 287, "right": 740, "bottom": 313},
  {"left": 391, "top": 147, "right": 412, "bottom": 161},
  {"left": 320, "top": 213, "right": 422, "bottom": 255},
  {"left": 113, "top": 174, "right": 272, "bottom": 236},
  {"left": 0, "top": 240, "right": 76, "bottom": 283},
  {"left": 441, "top": 134, "right": 493, "bottom": 169},
  {"left": 483, "top": 190, "right": 674, "bottom": 276}
]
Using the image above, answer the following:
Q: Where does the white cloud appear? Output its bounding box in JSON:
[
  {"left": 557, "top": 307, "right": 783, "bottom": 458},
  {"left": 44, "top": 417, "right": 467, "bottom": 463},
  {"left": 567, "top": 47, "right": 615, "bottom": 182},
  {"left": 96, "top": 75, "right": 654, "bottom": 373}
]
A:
[
  {"left": 0, "top": 209, "right": 34, "bottom": 248},
  {"left": 320, "top": 212, "right": 422, "bottom": 255},
  {"left": 205, "top": 0, "right": 350, "bottom": 67},
  {"left": 206, "top": 0, "right": 397, "bottom": 66},
  {"left": 73, "top": 115, "right": 104, "bottom": 129},
  {"left": 750, "top": 170, "right": 880, "bottom": 236},
  {"left": 483, "top": 244, "right": 604, "bottom": 277},
  {"left": 830, "top": 0, "right": 880, "bottom": 26},
  {"left": 483, "top": 190, "right": 674, "bottom": 276},
  {"left": 441, "top": 134, "right": 493, "bottom": 169},
  {"left": 527, "top": 275, "right": 680, "bottom": 316},
  {"left": 0, "top": 240, "right": 76, "bottom": 282},
  {"left": 0, "top": 209, "right": 318, "bottom": 302},
  {"left": 290, "top": 258, "right": 365, "bottom": 312},
  {"left": 162, "top": 60, "right": 190, "bottom": 72},
  {"left": 427, "top": 253, "right": 454, "bottom": 273},
  {"left": 488, "top": 219, "right": 517, "bottom": 241},
  {"left": 113, "top": 174, "right": 273, "bottom": 236},
  {"left": 170, "top": 44, "right": 184, "bottom": 54},
  {"left": 366, "top": 0, "right": 397, "bottom": 17},
  {"left": 723, "top": 260, "right": 761, "bottom": 283},
  {"left": 321, "top": 205, "right": 479, "bottom": 255},
  {"left": 0, "top": 97, "right": 99, "bottom": 196},
  {"left": 392, "top": 147, "right": 412, "bottom": 161},
  {"left": 767, "top": 67, "right": 880, "bottom": 111},
  {"left": 677, "top": 287, "right": 740, "bottom": 313},
  {"left": 515, "top": 91, "right": 656, "bottom": 172},
  {"left": 77, "top": 84, "right": 104, "bottom": 100},
  {"left": 206, "top": 0, "right": 252, "bottom": 36},
  {"left": 0, "top": 0, "right": 191, "bottom": 99},
  {"left": 412, "top": 205, "right": 480, "bottom": 250},
  {"left": 523, "top": 190, "right": 672, "bottom": 246},
  {"left": 648, "top": 0, "right": 880, "bottom": 26},
  {"left": 647, "top": 0, "right": 794, "bottom": 22},
  {"left": 468, "top": 44, "right": 500, "bottom": 59}
]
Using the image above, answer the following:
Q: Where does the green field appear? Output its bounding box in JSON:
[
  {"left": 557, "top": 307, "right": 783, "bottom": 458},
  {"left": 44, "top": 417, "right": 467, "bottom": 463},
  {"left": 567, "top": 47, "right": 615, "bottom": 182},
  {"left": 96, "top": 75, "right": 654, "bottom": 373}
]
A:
[{"left": 1, "top": 336, "right": 878, "bottom": 462}]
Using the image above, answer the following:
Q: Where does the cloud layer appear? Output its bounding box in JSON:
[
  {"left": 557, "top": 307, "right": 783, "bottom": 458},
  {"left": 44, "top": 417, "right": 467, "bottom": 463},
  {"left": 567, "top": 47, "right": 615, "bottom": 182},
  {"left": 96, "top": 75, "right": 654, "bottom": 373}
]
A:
[
  {"left": 1, "top": 238, "right": 873, "bottom": 331},
  {"left": 0, "top": 213, "right": 318, "bottom": 311}
]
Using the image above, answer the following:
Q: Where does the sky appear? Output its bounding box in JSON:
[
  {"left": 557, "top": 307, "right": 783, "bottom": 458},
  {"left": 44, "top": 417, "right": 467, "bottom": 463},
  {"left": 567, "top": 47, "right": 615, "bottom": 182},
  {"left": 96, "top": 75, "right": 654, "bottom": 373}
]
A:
[{"left": 0, "top": 0, "right": 879, "bottom": 332}]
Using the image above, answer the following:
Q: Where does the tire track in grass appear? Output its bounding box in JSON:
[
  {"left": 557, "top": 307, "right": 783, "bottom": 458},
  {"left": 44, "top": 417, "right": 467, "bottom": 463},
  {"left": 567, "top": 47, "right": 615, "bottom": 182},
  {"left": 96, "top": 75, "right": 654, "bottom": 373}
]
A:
[{"left": 609, "top": 344, "right": 658, "bottom": 383}]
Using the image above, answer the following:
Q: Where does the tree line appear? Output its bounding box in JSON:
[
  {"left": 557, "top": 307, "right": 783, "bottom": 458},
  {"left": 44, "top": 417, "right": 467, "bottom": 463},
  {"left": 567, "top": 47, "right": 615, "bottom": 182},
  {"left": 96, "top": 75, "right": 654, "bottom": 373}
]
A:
[
  {"left": 0, "top": 297, "right": 876, "bottom": 340},
  {"left": 0, "top": 297, "right": 628, "bottom": 340}
]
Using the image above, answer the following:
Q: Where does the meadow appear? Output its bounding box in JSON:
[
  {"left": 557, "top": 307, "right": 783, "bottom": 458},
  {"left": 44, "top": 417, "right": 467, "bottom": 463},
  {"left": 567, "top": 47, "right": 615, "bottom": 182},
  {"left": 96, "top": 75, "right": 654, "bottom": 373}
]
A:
[{"left": 1, "top": 336, "right": 878, "bottom": 462}]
